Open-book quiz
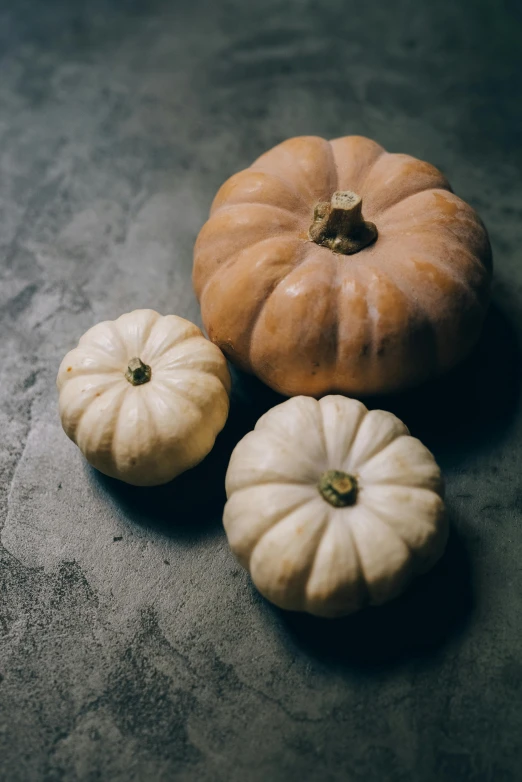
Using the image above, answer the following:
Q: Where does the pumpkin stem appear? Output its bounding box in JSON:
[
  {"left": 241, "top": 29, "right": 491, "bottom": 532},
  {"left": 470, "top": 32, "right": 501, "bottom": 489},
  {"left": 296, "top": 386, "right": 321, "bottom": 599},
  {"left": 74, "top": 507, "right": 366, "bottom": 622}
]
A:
[
  {"left": 309, "top": 190, "right": 378, "bottom": 255},
  {"left": 318, "top": 469, "right": 358, "bottom": 507},
  {"left": 125, "top": 357, "right": 152, "bottom": 386}
]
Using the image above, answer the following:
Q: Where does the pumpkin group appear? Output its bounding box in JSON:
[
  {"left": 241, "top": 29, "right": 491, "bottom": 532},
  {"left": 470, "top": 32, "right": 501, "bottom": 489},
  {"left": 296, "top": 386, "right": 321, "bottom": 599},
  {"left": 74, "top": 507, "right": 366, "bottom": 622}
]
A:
[{"left": 193, "top": 135, "right": 492, "bottom": 397}]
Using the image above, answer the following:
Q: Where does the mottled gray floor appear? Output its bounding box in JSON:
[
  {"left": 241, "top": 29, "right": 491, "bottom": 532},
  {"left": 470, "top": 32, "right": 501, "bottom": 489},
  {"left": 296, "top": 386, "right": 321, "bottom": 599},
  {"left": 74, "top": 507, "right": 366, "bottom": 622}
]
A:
[{"left": 1, "top": 0, "right": 522, "bottom": 780}]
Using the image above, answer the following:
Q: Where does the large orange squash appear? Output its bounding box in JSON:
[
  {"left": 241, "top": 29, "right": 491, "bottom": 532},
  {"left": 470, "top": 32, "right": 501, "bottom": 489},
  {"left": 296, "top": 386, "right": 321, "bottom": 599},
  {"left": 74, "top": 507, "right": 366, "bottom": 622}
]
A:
[{"left": 193, "top": 136, "right": 492, "bottom": 397}]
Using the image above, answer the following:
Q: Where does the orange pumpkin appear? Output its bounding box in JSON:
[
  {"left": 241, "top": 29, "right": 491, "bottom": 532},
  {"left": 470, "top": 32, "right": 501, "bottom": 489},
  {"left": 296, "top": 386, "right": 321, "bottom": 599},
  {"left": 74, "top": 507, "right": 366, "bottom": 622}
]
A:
[{"left": 193, "top": 135, "right": 492, "bottom": 397}]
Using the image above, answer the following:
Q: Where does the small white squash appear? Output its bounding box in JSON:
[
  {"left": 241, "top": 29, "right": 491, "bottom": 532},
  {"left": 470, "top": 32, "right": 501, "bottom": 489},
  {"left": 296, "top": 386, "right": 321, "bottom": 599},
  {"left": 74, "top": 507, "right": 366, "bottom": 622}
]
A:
[
  {"left": 224, "top": 395, "right": 447, "bottom": 617},
  {"left": 57, "top": 309, "right": 231, "bottom": 486}
]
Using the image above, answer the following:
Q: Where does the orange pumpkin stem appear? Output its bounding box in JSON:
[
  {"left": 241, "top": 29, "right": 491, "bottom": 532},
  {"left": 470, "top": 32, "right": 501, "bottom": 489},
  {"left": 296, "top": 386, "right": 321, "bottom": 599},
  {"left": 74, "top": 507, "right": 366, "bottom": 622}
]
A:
[{"left": 309, "top": 190, "right": 378, "bottom": 255}]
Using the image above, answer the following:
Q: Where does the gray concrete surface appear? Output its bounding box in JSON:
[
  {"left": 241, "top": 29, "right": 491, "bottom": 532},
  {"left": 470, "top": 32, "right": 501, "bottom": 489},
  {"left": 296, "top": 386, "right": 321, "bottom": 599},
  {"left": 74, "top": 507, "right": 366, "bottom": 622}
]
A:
[{"left": 1, "top": 0, "right": 522, "bottom": 779}]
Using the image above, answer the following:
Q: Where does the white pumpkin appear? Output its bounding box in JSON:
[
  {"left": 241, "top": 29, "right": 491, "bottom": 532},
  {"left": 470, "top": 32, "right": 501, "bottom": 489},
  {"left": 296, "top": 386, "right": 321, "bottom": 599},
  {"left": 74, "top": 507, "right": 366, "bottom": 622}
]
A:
[
  {"left": 57, "top": 310, "right": 231, "bottom": 486},
  {"left": 224, "top": 395, "right": 447, "bottom": 617}
]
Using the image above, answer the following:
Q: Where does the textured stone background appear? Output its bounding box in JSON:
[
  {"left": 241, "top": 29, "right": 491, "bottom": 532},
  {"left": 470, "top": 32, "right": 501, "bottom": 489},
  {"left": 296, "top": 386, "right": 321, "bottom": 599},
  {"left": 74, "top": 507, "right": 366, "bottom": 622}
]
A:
[{"left": 1, "top": 0, "right": 522, "bottom": 780}]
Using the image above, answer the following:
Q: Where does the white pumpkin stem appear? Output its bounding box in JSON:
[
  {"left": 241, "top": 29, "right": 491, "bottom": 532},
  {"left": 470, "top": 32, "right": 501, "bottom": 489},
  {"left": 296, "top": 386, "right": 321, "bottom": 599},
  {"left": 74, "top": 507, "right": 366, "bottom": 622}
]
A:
[
  {"left": 318, "top": 469, "right": 358, "bottom": 507},
  {"left": 309, "top": 190, "right": 378, "bottom": 255},
  {"left": 125, "top": 357, "right": 152, "bottom": 386}
]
